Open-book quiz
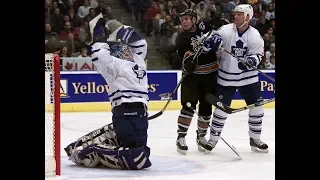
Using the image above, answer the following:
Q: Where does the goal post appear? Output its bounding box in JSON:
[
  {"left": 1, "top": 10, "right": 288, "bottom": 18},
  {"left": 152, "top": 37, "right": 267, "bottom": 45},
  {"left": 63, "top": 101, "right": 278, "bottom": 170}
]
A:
[{"left": 45, "top": 53, "right": 61, "bottom": 176}]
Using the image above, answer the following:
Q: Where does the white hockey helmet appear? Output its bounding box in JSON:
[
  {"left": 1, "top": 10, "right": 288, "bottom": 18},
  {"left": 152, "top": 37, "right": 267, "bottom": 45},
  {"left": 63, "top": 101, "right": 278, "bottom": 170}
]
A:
[{"left": 234, "top": 4, "right": 254, "bottom": 21}]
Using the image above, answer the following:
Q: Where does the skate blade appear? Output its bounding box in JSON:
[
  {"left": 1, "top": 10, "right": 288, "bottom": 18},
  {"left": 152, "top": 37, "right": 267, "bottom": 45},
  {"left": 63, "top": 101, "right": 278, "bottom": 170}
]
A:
[
  {"left": 197, "top": 145, "right": 205, "bottom": 152},
  {"left": 177, "top": 148, "right": 187, "bottom": 155},
  {"left": 251, "top": 146, "right": 269, "bottom": 153},
  {"left": 205, "top": 149, "right": 211, "bottom": 154}
]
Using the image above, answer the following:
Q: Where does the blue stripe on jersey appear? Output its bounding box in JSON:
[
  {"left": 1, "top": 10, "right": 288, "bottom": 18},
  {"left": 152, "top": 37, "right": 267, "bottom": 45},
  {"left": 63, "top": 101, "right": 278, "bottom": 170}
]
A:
[
  {"left": 112, "top": 95, "right": 150, "bottom": 102},
  {"left": 218, "top": 68, "right": 255, "bottom": 75},
  {"left": 136, "top": 52, "right": 142, "bottom": 55},
  {"left": 92, "top": 57, "right": 98, "bottom": 61},
  {"left": 109, "top": 90, "right": 148, "bottom": 98},
  {"left": 92, "top": 49, "right": 100, "bottom": 53},
  {"left": 129, "top": 45, "right": 145, "bottom": 48},
  {"left": 218, "top": 74, "right": 258, "bottom": 81}
]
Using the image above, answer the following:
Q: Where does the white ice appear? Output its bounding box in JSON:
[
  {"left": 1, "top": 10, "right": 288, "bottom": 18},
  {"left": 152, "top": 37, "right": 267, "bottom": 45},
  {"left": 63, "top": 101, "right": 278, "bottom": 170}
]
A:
[{"left": 48, "top": 108, "right": 275, "bottom": 180}]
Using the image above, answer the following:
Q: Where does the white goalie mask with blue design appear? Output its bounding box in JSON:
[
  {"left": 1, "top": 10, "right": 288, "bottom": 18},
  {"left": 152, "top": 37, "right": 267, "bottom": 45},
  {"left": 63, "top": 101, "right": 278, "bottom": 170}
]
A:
[{"left": 110, "top": 43, "right": 134, "bottom": 62}]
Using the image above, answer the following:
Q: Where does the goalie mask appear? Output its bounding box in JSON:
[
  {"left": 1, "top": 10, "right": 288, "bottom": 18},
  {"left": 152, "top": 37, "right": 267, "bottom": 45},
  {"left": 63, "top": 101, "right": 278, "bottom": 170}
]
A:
[{"left": 110, "top": 43, "right": 134, "bottom": 62}]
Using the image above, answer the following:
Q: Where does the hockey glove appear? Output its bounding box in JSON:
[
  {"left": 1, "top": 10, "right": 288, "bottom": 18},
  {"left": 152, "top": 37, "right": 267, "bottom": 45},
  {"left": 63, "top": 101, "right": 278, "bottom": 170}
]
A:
[
  {"left": 238, "top": 56, "right": 257, "bottom": 71},
  {"left": 182, "top": 51, "right": 197, "bottom": 74},
  {"left": 203, "top": 33, "right": 223, "bottom": 52},
  {"left": 87, "top": 13, "right": 110, "bottom": 45}
]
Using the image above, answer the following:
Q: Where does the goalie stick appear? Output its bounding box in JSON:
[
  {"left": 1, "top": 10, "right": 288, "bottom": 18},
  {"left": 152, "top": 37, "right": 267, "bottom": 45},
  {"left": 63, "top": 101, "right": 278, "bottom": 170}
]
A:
[
  {"left": 206, "top": 94, "right": 275, "bottom": 114},
  {"left": 148, "top": 26, "right": 217, "bottom": 120},
  {"left": 186, "top": 102, "right": 242, "bottom": 159}
]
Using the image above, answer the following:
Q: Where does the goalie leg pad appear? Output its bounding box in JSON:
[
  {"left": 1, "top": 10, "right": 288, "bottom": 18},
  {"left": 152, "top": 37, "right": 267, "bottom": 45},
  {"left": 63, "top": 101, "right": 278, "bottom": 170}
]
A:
[
  {"left": 93, "top": 144, "right": 152, "bottom": 170},
  {"left": 64, "top": 123, "right": 119, "bottom": 157},
  {"left": 112, "top": 103, "right": 148, "bottom": 148}
]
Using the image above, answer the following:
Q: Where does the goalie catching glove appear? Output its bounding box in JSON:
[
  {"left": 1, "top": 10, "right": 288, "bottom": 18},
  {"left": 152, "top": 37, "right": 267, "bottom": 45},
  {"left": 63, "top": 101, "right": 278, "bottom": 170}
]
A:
[{"left": 182, "top": 50, "right": 198, "bottom": 74}]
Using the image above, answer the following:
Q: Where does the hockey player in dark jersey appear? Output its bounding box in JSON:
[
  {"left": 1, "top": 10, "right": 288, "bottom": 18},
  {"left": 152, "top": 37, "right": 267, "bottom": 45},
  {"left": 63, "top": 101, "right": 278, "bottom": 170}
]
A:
[{"left": 175, "top": 9, "right": 223, "bottom": 155}]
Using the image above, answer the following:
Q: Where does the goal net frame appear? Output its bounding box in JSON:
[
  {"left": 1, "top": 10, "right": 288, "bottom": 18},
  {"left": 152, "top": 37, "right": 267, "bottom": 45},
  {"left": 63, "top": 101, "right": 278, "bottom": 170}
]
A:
[{"left": 45, "top": 53, "right": 61, "bottom": 176}]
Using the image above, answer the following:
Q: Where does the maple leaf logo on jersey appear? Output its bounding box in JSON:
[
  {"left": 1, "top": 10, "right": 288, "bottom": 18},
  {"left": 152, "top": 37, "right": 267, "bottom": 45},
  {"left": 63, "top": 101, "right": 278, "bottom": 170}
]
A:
[
  {"left": 132, "top": 64, "right": 146, "bottom": 83},
  {"left": 231, "top": 40, "right": 248, "bottom": 58}
]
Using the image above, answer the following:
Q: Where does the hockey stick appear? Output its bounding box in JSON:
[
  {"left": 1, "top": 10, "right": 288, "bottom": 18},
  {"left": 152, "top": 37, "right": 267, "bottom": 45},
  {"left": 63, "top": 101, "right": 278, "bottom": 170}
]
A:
[
  {"left": 186, "top": 102, "right": 242, "bottom": 159},
  {"left": 147, "top": 74, "right": 186, "bottom": 120},
  {"left": 206, "top": 93, "right": 275, "bottom": 114},
  {"left": 220, "top": 47, "right": 275, "bottom": 83}
]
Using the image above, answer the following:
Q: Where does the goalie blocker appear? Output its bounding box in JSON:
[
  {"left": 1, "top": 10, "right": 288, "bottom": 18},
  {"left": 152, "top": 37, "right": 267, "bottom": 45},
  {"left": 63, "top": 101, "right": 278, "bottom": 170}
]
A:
[{"left": 64, "top": 123, "right": 152, "bottom": 170}]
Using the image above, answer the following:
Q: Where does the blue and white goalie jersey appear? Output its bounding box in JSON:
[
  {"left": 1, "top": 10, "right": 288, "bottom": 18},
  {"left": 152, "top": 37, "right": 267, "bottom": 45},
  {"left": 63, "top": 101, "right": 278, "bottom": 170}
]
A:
[
  {"left": 216, "top": 24, "right": 264, "bottom": 86},
  {"left": 90, "top": 40, "right": 149, "bottom": 109}
]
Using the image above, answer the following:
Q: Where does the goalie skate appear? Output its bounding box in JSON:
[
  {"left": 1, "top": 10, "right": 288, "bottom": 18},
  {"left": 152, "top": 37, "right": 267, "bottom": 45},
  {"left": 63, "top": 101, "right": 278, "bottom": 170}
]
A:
[
  {"left": 176, "top": 137, "right": 188, "bottom": 155},
  {"left": 250, "top": 138, "right": 269, "bottom": 153}
]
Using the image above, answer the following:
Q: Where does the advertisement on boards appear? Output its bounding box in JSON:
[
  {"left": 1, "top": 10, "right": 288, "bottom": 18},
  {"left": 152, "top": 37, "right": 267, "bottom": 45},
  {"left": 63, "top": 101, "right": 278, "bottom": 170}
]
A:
[
  {"left": 59, "top": 72, "right": 178, "bottom": 103},
  {"left": 232, "top": 71, "right": 275, "bottom": 99}
]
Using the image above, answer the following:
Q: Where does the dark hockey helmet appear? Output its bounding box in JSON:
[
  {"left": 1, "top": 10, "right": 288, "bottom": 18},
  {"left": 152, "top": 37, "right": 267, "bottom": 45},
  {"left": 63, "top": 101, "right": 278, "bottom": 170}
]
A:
[{"left": 179, "top": 9, "right": 197, "bottom": 21}]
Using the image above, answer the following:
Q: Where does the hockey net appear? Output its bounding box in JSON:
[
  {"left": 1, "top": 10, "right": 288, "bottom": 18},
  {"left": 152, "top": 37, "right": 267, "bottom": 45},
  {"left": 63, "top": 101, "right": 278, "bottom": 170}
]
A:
[{"left": 45, "top": 53, "right": 61, "bottom": 176}]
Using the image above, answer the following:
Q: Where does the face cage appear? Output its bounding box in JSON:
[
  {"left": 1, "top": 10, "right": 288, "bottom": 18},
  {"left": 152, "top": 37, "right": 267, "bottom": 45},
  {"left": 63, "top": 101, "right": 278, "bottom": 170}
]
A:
[{"left": 111, "top": 44, "right": 134, "bottom": 62}]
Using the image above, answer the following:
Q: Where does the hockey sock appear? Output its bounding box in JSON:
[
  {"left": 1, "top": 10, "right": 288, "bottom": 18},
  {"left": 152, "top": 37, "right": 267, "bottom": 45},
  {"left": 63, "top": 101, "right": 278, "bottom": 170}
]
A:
[{"left": 177, "top": 109, "right": 194, "bottom": 138}]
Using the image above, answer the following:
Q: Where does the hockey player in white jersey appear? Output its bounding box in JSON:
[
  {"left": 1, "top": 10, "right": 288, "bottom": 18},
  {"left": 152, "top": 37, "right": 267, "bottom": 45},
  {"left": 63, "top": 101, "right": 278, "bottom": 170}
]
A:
[
  {"left": 202, "top": 4, "right": 268, "bottom": 153},
  {"left": 64, "top": 13, "right": 152, "bottom": 170}
]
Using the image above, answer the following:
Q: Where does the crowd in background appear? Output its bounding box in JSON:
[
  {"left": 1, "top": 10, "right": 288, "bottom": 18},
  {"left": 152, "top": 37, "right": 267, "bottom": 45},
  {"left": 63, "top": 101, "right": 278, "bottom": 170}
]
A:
[
  {"left": 124, "top": 0, "right": 275, "bottom": 69},
  {"left": 45, "top": 0, "right": 275, "bottom": 70}
]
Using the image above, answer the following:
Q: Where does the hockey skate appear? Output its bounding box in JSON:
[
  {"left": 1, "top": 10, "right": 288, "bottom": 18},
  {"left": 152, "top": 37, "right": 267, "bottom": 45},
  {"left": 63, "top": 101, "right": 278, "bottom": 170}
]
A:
[
  {"left": 203, "top": 138, "right": 218, "bottom": 154},
  {"left": 250, "top": 138, "right": 269, "bottom": 153},
  {"left": 196, "top": 130, "right": 208, "bottom": 152},
  {"left": 176, "top": 136, "right": 188, "bottom": 155}
]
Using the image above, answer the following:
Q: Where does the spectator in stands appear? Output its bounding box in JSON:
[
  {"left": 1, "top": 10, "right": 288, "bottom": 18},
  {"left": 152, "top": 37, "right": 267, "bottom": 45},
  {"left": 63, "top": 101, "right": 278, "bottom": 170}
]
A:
[
  {"left": 227, "top": 0, "right": 238, "bottom": 14},
  {"left": 266, "top": 27, "right": 275, "bottom": 43},
  {"left": 263, "top": 33, "right": 271, "bottom": 51},
  {"left": 50, "top": 1, "right": 59, "bottom": 15},
  {"left": 77, "top": 0, "right": 91, "bottom": 19},
  {"left": 84, "top": 8, "right": 96, "bottom": 21},
  {"left": 170, "top": 8, "right": 180, "bottom": 25},
  {"left": 78, "top": 19, "right": 89, "bottom": 44},
  {"left": 66, "top": 33, "right": 83, "bottom": 56},
  {"left": 59, "top": 21, "right": 79, "bottom": 41},
  {"left": 160, "top": 15, "right": 175, "bottom": 53},
  {"left": 265, "top": 2, "right": 275, "bottom": 21},
  {"left": 67, "top": 8, "right": 82, "bottom": 28},
  {"left": 144, "top": 1, "right": 160, "bottom": 36},
  {"left": 45, "top": 7, "right": 50, "bottom": 24},
  {"left": 105, "top": 6, "right": 115, "bottom": 20},
  {"left": 179, "top": 0, "right": 195, "bottom": 12},
  {"left": 195, "top": 1, "right": 208, "bottom": 20},
  {"left": 164, "top": 1, "right": 174, "bottom": 16},
  {"left": 59, "top": 45, "right": 70, "bottom": 57},
  {"left": 270, "top": 18, "right": 275, "bottom": 35},
  {"left": 265, "top": 43, "right": 275, "bottom": 63},
  {"left": 45, "top": 24, "right": 54, "bottom": 40},
  {"left": 255, "top": 17, "right": 269, "bottom": 36},
  {"left": 95, "top": 1, "right": 106, "bottom": 15},
  {"left": 90, "top": 0, "right": 99, "bottom": 9},
  {"left": 264, "top": 55, "right": 275, "bottom": 69},
  {"left": 78, "top": 47, "right": 89, "bottom": 57},
  {"left": 50, "top": 7, "right": 64, "bottom": 33},
  {"left": 45, "top": 32, "right": 63, "bottom": 54}
]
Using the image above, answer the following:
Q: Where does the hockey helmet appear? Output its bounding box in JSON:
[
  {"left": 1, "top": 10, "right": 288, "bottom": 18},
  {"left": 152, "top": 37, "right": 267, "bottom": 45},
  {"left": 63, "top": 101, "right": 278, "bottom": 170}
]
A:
[
  {"left": 179, "top": 9, "right": 197, "bottom": 21},
  {"left": 234, "top": 4, "right": 254, "bottom": 21},
  {"left": 110, "top": 43, "right": 134, "bottom": 62}
]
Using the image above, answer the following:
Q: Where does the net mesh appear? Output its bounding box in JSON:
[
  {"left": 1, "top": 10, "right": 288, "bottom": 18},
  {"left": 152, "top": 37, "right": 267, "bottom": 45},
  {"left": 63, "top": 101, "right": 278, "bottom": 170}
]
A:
[{"left": 45, "top": 53, "right": 58, "bottom": 176}]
